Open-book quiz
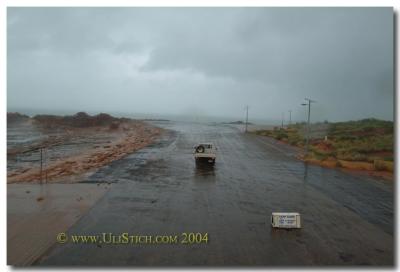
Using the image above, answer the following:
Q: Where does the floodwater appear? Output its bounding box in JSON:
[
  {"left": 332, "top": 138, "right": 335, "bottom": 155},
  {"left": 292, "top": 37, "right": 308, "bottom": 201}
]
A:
[
  {"left": 33, "top": 121, "right": 393, "bottom": 266},
  {"left": 7, "top": 121, "right": 117, "bottom": 176},
  {"left": 8, "top": 183, "right": 109, "bottom": 266}
]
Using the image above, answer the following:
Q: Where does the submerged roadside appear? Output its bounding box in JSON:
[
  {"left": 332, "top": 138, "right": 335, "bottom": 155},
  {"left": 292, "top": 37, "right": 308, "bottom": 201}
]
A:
[
  {"left": 7, "top": 112, "right": 166, "bottom": 266},
  {"left": 7, "top": 112, "right": 164, "bottom": 183}
]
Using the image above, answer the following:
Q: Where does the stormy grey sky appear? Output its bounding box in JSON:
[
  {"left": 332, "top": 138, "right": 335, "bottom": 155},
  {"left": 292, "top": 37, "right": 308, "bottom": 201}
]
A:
[{"left": 7, "top": 7, "right": 394, "bottom": 123}]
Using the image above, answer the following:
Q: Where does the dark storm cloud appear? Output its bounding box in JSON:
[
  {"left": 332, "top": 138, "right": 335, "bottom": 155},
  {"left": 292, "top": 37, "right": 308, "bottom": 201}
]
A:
[{"left": 7, "top": 7, "right": 393, "bottom": 122}]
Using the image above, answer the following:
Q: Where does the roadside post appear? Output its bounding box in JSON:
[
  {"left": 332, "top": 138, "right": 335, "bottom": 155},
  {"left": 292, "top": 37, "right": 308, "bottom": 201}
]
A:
[
  {"left": 301, "top": 98, "right": 316, "bottom": 156},
  {"left": 40, "top": 147, "right": 43, "bottom": 184},
  {"left": 245, "top": 105, "right": 249, "bottom": 133}
]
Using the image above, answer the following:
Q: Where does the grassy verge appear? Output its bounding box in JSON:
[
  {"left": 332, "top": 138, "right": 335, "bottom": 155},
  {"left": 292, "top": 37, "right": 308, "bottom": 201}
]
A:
[{"left": 253, "top": 118, "right": 393, "bottom": 173}]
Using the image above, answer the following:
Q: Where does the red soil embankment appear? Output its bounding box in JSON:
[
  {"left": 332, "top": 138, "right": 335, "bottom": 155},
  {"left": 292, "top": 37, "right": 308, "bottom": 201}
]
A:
[{"left": 7, "top": 112, "right": 163, "bottom": 183}]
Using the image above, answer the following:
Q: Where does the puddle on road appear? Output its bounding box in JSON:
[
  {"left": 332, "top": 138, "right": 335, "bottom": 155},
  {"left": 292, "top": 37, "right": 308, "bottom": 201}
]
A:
[{"left": 193, "top": 163, "right": 216, "bottom": 183}]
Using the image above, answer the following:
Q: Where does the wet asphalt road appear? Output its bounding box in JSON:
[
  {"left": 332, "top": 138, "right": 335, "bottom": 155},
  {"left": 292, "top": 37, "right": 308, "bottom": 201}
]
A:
[{"left": 39, "top": 121, "right": 394, "bottom": 266}]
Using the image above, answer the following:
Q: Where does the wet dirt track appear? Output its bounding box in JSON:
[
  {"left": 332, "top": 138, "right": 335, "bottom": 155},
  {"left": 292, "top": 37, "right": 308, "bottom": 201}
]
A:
[{"left": 39, "top": 122, "right": 393, "bottom": 266}]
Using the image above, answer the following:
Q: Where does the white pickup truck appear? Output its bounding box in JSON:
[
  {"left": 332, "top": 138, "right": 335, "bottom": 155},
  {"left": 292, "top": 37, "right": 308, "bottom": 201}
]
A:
[{"left": 194, "top": 143, "right": 217, "bottom": 165}]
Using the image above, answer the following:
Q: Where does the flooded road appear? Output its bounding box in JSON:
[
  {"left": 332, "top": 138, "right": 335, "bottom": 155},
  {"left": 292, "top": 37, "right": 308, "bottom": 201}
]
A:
[{"left": 38, "top": 121, "right": 393, "bottom": 266}]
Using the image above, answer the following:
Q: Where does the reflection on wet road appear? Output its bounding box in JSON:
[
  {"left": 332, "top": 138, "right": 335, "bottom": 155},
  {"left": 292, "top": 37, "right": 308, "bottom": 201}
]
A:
[
  {"left": 194, "top": 162, "right": 216, "bottom": 178},
  {"left": 39, "top": 121, "right": 393, "bottom": 266}
]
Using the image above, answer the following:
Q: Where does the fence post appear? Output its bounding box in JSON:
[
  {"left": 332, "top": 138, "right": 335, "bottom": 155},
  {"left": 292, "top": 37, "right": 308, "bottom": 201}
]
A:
[
  {"left": 40, "top": 148, "right": 43, "bottom": 184},
  {"left": 45, "top": 148, "right": 48, "bottom": 183}
]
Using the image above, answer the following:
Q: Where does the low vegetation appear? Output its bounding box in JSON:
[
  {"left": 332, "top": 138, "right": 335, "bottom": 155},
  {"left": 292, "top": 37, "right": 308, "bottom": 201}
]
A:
[
  {"left": 32, "top": 112, "right": 130, "bottom": 129},
  {"left": 253, "top": 118, "right": 393, "bottom": 173},
  {"left": 7, "top": 112, "right": 30, "bottom": 124}
]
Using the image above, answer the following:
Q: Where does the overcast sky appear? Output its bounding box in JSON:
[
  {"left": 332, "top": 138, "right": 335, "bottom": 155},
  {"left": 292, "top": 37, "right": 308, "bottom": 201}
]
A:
[{"left": 7, "top": 7, "right": 393, "bottom": 123}]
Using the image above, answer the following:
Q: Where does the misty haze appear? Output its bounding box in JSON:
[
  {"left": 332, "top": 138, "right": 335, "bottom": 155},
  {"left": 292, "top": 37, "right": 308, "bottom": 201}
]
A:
[
  {"left": 7, "top": 7, "right": 393, "bottom": 123},
  {"left": 7, "top": 7, "right": 394, "bottom": 267}
]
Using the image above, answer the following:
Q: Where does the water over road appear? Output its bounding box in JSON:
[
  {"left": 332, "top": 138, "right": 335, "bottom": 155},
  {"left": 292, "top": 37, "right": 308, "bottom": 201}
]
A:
[{"left": 39, "top": 121, "right": 393, "bottom": 266}]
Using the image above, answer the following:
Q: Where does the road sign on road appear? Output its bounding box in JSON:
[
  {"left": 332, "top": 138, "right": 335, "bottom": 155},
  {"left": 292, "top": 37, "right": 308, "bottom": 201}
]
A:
[{"left": 271, "top": 212, "right": 301, "bottom": 228}]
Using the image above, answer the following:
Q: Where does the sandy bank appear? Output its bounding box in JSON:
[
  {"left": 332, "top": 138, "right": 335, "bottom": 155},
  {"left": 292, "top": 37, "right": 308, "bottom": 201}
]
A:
[
  {"left": 7, "top": 113, "right": 163, "bottom": 183},
  {"left": 301, "top": 156, "right": 393, "bottom": 181}
]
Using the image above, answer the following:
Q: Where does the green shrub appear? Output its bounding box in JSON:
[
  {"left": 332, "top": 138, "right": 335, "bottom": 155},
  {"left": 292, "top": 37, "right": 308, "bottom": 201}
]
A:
[{"left": 276, "top": 131, "right": 288, "bottom": 140}]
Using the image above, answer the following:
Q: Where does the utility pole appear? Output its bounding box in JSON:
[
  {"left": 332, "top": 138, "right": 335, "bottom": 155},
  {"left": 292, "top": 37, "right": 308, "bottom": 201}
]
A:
[
  {"left": 281, "top": 112, "right": 284, "bottom": 128},
  {"left": 245, "top": 105, "right": 249, "bottom": 133},
  {"left": 288, "top": 110, "right": 292, "bottom": 126},
  {"left": 301, "top": 98, "right": 316, "bottom": 156}
]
